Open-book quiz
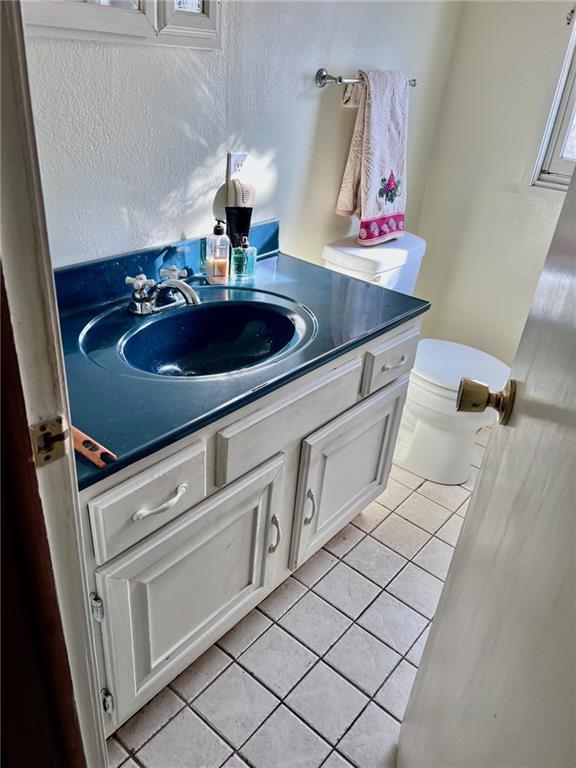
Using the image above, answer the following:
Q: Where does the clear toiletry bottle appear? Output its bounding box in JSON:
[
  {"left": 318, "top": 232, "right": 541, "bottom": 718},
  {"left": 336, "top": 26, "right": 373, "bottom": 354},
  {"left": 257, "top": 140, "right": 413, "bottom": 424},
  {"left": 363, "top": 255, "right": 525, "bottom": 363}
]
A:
[
  {"left": 206, "top": 219, "right": 230, "bottom": 285},
  {"left": 230, "top": 235, "right": 257, "bottom": 282}
]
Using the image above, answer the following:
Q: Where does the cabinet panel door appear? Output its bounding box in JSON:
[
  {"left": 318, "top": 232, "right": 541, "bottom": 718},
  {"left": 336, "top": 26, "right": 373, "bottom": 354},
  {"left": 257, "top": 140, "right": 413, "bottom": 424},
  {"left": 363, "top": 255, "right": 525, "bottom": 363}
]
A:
[
  {"left": 96, "top": 454, "right": 284, "bottom": 727},
  {"left": 290, "top": 377, "right": 408, "bottom": 569}
]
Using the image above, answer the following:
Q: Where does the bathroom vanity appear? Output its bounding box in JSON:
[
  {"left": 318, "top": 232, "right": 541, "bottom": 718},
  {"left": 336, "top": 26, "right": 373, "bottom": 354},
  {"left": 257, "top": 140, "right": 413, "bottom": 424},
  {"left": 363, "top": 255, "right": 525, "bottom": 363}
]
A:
[{"left": 57, "top": 229, "right": 429, "bottom": 733}]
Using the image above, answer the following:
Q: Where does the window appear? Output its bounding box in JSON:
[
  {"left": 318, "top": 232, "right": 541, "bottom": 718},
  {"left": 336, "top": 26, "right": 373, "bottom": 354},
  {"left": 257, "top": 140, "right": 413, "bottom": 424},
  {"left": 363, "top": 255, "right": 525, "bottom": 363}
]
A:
[
  {"left": 534, "top": 22, "right": 576, "bottom": 189},
  {"left": 22, "top": 0, "right": 221, "bottom": 50}
]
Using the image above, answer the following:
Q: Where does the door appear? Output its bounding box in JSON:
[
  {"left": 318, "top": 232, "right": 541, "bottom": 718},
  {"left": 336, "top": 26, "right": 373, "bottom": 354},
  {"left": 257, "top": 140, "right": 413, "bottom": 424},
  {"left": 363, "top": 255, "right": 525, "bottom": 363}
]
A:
[
  {"left": 96, "top": 454, "right": 284, "bottom": 727},
  {"left": 2, "top": 3, "right": 104, "bottom": 765},
  {"left": 290, "top": 376, "right": 409, "bottom": 569},
  {"left": 398, "top": 178, "right": 576, "bottom": 766}
]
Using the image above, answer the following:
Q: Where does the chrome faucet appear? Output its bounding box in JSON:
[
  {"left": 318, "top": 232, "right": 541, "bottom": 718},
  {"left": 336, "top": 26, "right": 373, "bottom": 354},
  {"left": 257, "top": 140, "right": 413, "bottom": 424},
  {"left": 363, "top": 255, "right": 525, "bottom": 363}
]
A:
[{"left": 125, "top": 266, "right": 201, "bottom": 315}]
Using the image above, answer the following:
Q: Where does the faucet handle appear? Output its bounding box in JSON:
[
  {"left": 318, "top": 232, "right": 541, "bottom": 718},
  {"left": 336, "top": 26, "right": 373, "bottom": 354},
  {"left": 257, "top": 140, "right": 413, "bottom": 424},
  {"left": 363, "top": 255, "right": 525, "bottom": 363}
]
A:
[
  {"left": 126, "top": 274, "right": 155, "bottom": 291},
  {"left": 159, "top": 266, "right": 188, "bottom": 280}
]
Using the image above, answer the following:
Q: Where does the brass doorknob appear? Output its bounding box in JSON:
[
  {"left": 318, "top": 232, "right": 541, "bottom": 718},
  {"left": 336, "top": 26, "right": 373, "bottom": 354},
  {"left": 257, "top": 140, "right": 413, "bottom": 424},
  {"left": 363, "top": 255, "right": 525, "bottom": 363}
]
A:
[{"left": 456, "top": 377, "right": 517, "bottom": 425}]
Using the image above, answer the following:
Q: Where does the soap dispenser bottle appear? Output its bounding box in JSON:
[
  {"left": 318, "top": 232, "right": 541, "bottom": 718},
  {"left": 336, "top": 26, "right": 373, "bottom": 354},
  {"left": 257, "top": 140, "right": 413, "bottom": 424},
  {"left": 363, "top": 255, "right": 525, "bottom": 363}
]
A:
[
  {"left": 206, "top": 219, "right": 230, "bottom": 285},
  {"left": 230, "top": 235, "right": 257, "bottom": 282}
]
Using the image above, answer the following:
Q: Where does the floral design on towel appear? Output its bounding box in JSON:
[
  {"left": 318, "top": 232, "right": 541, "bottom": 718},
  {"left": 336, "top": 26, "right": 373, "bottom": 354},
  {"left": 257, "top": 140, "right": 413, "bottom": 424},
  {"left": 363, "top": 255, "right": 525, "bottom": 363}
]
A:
[{"left": 379, "top": 171, "right": 401, "bottom": 204}]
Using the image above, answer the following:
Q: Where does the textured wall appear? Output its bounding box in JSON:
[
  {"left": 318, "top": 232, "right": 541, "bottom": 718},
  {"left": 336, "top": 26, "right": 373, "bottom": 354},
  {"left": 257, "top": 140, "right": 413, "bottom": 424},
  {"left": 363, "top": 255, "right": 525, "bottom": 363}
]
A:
[
  {"left": 25, "top": 1, "right": 461, "bottom": 267},
  {"left": 415, "top": 2, "right": 570, "bottom": 364}
]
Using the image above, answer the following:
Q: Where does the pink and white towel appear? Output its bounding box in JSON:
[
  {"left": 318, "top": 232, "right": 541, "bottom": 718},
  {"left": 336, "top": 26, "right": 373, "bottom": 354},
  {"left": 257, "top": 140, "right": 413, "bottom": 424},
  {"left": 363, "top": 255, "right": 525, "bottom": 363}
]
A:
[{"left": 336, "top": 70, "right": 409, "bottom": 246}]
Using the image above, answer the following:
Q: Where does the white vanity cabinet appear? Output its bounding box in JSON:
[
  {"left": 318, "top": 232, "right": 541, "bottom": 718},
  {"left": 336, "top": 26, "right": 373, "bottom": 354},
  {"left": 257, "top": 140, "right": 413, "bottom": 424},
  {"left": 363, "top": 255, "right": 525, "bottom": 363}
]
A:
[
  {"left": 80, "top": 319, "right": 421, "bottom": 732},
  {"left": 289, "top": 374, "right": 409, "bottom": 569},
  {"left": 95, "top": 454, "right": 284, "bottom": 725}
]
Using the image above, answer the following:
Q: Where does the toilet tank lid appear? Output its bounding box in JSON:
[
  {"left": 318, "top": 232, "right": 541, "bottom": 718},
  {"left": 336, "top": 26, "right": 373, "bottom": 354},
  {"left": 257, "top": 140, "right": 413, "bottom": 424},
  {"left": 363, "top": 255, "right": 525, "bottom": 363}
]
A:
[
  {"left": 323, "top": 232, "right": 426, "bottom": 274},
  {"left": 413, "top": 339, "right": 510, "bottom": 392}
]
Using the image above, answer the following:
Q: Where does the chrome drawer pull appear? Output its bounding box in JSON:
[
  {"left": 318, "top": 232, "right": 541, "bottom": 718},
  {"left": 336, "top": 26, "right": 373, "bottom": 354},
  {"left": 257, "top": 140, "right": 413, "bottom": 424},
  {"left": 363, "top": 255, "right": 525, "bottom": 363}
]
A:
[
  {"left": 132, "top": 483, "right": 188, "bottom": 521},
  {"left": 303, "top": 488, "right": 316, "bottom": 526},
  {"left": 382, "top": 354, "right": 407, "bottom": 372},
  {"left": 268, "top": 514, "right": 282, "bottom": 553}
]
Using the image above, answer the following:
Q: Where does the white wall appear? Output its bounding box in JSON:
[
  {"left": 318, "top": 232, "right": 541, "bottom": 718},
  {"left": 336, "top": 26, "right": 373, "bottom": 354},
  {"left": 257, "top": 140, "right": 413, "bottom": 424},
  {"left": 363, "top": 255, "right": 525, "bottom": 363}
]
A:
[
  {"left": 25, "top": 1, "right": 461, "bottom": 267},
  {"left": 414, "top": 2, "right": 571, "bottom": 364}
]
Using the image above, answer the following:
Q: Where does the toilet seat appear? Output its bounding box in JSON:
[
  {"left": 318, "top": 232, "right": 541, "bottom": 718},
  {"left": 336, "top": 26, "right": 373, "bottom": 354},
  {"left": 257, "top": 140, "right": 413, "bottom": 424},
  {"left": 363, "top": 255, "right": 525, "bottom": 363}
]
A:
[{"left": 412, "top": 339, "right": 510, "bottom": 392}]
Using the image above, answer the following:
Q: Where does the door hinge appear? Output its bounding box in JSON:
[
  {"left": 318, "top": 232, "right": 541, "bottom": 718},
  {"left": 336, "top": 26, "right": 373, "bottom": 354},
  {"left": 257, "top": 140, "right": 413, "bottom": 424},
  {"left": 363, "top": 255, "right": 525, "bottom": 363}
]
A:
[
  {"left": 90, "top": 592, "right": 104, "bottom": 622},
  {"left": 29, "top": 417, "right": 69, "bottom": 467},
  {"left": 101, "top": 688, "right": 114, "bottom": 715}
]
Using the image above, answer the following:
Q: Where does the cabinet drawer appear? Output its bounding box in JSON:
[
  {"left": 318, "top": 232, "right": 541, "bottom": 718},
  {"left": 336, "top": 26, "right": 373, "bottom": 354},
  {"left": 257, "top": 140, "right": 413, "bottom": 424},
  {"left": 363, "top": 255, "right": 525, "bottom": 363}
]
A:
[
  {"left": 289, "top": 376, "right": 409, "bottom": 570},
  {"left": 361, "top": 326, "right": 419, "bottom": 396},
  {"left": 95, "top": 454, "right": 284, "bottom": 727},
  {"left": 89, "top": 441, "right": 206, "bottom": 565},
  {"left": 216, "top": 357, "right": 363, "bottom": 485}
]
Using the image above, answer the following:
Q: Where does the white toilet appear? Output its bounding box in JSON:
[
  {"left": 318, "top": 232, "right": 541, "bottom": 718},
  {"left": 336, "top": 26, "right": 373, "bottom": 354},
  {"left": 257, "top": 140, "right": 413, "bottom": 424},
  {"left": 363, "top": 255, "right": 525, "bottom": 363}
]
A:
[{"left": 322, "top": 233, "right": 510, "bottom": 484}]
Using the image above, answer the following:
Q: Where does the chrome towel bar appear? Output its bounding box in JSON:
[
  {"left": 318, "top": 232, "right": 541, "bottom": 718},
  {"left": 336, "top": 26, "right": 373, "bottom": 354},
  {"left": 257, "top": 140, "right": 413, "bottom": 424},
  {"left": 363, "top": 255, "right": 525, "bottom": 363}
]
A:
[{"left": 315, "top": 68, "right": 417, "bottom": 89}]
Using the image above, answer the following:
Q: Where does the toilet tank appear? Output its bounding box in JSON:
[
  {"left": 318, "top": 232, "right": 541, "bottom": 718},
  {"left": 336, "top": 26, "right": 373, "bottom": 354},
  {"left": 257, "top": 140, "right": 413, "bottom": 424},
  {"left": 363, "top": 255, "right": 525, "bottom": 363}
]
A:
[{"left": 322, "top": 232, "right": 426, "bottom": 295}]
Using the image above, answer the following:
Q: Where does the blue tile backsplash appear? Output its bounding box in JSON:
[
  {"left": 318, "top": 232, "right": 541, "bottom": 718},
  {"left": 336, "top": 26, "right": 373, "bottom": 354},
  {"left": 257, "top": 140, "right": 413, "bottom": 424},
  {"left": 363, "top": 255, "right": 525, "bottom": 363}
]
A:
[{"left": 54, "top": 219, "right": 280, "bottom": 312}]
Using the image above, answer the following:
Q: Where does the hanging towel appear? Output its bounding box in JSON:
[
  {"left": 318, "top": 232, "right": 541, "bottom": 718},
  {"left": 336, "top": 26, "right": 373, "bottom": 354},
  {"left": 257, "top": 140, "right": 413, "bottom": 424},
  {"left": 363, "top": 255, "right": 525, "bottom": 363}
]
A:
[{"left": 336, "top": 70, "right": 409, "bottom": 246}]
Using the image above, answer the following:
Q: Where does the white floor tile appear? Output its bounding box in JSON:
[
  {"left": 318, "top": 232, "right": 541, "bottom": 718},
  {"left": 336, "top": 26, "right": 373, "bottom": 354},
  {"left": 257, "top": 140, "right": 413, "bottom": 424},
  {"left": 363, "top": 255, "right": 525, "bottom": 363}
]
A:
[
  {"left": 357, "top": 591, "right": 428, "bottom": 654},
  {"left": 343, "top": 535, "right": 406, "bottom": 587},
  {"left": 116, "top": 688, "right": 183, "bottom": 751},
  {"left": 122, "top": 761, "right": 138, "bottom": 768},
  {"left": 413, "top": 537, "right": 454, "bottom": 581},
  {"left": 376, "top": 478, "right": 413, "bottom": 510},
  {"left": 462, "top": 466, "right": 479, "bottom": 491},
  {"left": 171, "top": 645, "right": 231, "bottom": 702},
  {"left": 406, "top": 625, "right": 430, "bottom": 667},
  {"left": 193, "top": 664, "right": 278, "bottom": 748},
  {"left": 436, "top": 514, "right": 464, "bottom": 546},
  {"left": 389, "top": 464, "right": 425, "bottom": 490},
  {"left": 285, "top": 662, "right": 368, "bottom": 745},
  {"left": 339, "top": 703, "right": 400, "bottom": 768},
  {"left": 259, "top": 577, "right": 307, "bottom": 621},
  {"left": 323, "top": 525, "right": 365, "bottom": 558},
  {"left": 417, "top": 481, "right": 470, "bottom": 512},
  {"left": 279, "top": 592, "right": 351, "bottom": 655},
  {"left": 456, "top": 498, "right": 470, "bottom": 518},
  {"left": 371, "top": 513, "right": 431, "bottom": 559},
  {"left": 322, "top": 753, "right": 354, "bottom": 767},
  {"left": 222, "top": 756, "right": 249, "bottom": 768},
  {"left": 241, "top": 706, "right": 331, "bottom": 768},
  {"left": 238, "top": 624, "right": 316, "bottom": 697},
  {"left": 217, "top": 610, "right": 272, "bottom": 657},
  {"left": 387, "top": 563, "right": 444, "bottom": 619},
  {"left": 137, "top": 708, "right": 231, "bottom": 768},
  {"left": 375, "top": 660, "right": 418, "bottom": 720},
  {"left": 352, "top": 501, "right": 391, "bottom": 533},
  {"left": 395, "top": 493, "right": 452, "bottom": 534},
  {"left": 294, "top": 549, "right": 338, "bottom": 588},
  {"left": 107, "top": 737, "right": 128, "bottom": 768},
  {"left": 325, "top": 625, "right": 401, "bottom": 696},
  {"left": 313, "top": 562, "right": 380, "bottom": 619}
]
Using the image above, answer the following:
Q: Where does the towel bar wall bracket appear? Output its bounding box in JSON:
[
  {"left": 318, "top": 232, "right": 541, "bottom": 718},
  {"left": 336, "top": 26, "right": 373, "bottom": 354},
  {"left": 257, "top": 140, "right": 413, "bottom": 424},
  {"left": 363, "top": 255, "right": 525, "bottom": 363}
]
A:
[{"left": 315, "top": 68, "right": 417, "bottom": 89}]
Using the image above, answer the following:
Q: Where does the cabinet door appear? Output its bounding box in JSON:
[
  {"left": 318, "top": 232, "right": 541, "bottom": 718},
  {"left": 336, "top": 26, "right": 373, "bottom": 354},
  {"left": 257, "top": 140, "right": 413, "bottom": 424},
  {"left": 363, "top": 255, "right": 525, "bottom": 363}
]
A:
[
  {"left": 96, "top": 454, "right": 284, "bottom": 727},
  {"left": 290, "top": 376, "right": 408, "bottom": 569}
]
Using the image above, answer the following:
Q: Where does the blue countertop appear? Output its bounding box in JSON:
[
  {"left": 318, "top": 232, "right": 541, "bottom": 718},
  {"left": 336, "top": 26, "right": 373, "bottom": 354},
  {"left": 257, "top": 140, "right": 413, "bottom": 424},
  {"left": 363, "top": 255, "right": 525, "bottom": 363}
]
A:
[{"left": 59, "top": 251, "right": 429, "bottom": 490}]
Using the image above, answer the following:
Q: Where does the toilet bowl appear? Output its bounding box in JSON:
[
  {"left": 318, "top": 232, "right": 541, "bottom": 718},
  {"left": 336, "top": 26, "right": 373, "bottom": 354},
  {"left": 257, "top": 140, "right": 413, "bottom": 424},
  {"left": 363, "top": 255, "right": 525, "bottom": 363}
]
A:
[{"left": 394, "top": 339, "right": 510, "bottom": 484}]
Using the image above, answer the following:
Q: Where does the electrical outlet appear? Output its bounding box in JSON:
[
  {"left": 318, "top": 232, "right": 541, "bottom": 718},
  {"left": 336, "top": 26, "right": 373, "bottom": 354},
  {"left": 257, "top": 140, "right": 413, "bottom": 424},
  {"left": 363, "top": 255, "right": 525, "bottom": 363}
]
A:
[{"left": 226, "top": 152, "right": 248, "bottom": 183}]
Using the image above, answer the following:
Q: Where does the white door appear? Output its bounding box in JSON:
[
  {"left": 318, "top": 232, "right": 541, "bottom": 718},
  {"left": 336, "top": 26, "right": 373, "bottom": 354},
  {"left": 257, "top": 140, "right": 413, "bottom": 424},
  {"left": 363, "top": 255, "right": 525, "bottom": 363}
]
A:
[
  {"left": 290, "top": 376, "right": 408, "bottom": 569},
  {"left": 2, "top": 4, "right": 106, "bottom": 765},
  {"left": 398, "top": 178, "right": 576, "bottom": 766},
  {"left": 96, "top": 454, "right": 284, "bottom": 727}
]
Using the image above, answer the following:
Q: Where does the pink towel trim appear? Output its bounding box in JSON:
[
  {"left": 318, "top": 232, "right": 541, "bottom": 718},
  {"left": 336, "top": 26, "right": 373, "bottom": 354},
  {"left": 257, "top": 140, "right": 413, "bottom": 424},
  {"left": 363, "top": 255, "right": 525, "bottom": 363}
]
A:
[{"left": 358, "top": 213, "right": 405, "bottom": 246}]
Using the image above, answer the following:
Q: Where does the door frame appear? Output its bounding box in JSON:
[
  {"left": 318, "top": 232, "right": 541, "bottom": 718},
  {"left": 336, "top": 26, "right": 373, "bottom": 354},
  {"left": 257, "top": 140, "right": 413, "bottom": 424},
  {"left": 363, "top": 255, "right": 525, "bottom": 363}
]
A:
[{"left": 1, "top": 3, "right": 106, "bottom": 765}]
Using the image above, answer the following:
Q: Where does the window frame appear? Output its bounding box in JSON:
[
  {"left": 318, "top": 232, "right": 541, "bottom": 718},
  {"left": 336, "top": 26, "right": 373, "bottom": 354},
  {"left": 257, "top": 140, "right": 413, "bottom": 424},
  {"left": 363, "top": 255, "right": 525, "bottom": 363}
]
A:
[
  {"left": 22, "top": 0, "right": 221, "bottom": 50},
  {"left": 533, "top": 22, "right": 576, "bottom": 190}
]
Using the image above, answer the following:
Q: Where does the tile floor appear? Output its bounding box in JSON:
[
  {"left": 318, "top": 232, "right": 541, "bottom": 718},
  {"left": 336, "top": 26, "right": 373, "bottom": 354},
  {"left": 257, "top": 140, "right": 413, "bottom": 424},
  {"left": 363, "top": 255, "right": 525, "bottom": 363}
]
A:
[{"left": 107, "top": 427, "right": 490, "bottom": 768}]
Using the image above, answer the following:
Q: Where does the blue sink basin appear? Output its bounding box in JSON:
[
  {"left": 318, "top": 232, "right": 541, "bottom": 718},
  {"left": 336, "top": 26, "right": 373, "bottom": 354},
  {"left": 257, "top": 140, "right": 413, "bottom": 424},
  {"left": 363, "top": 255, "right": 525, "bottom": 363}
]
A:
[{"left": 80, "top": 287, "right": 317, "bottom": 379}]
